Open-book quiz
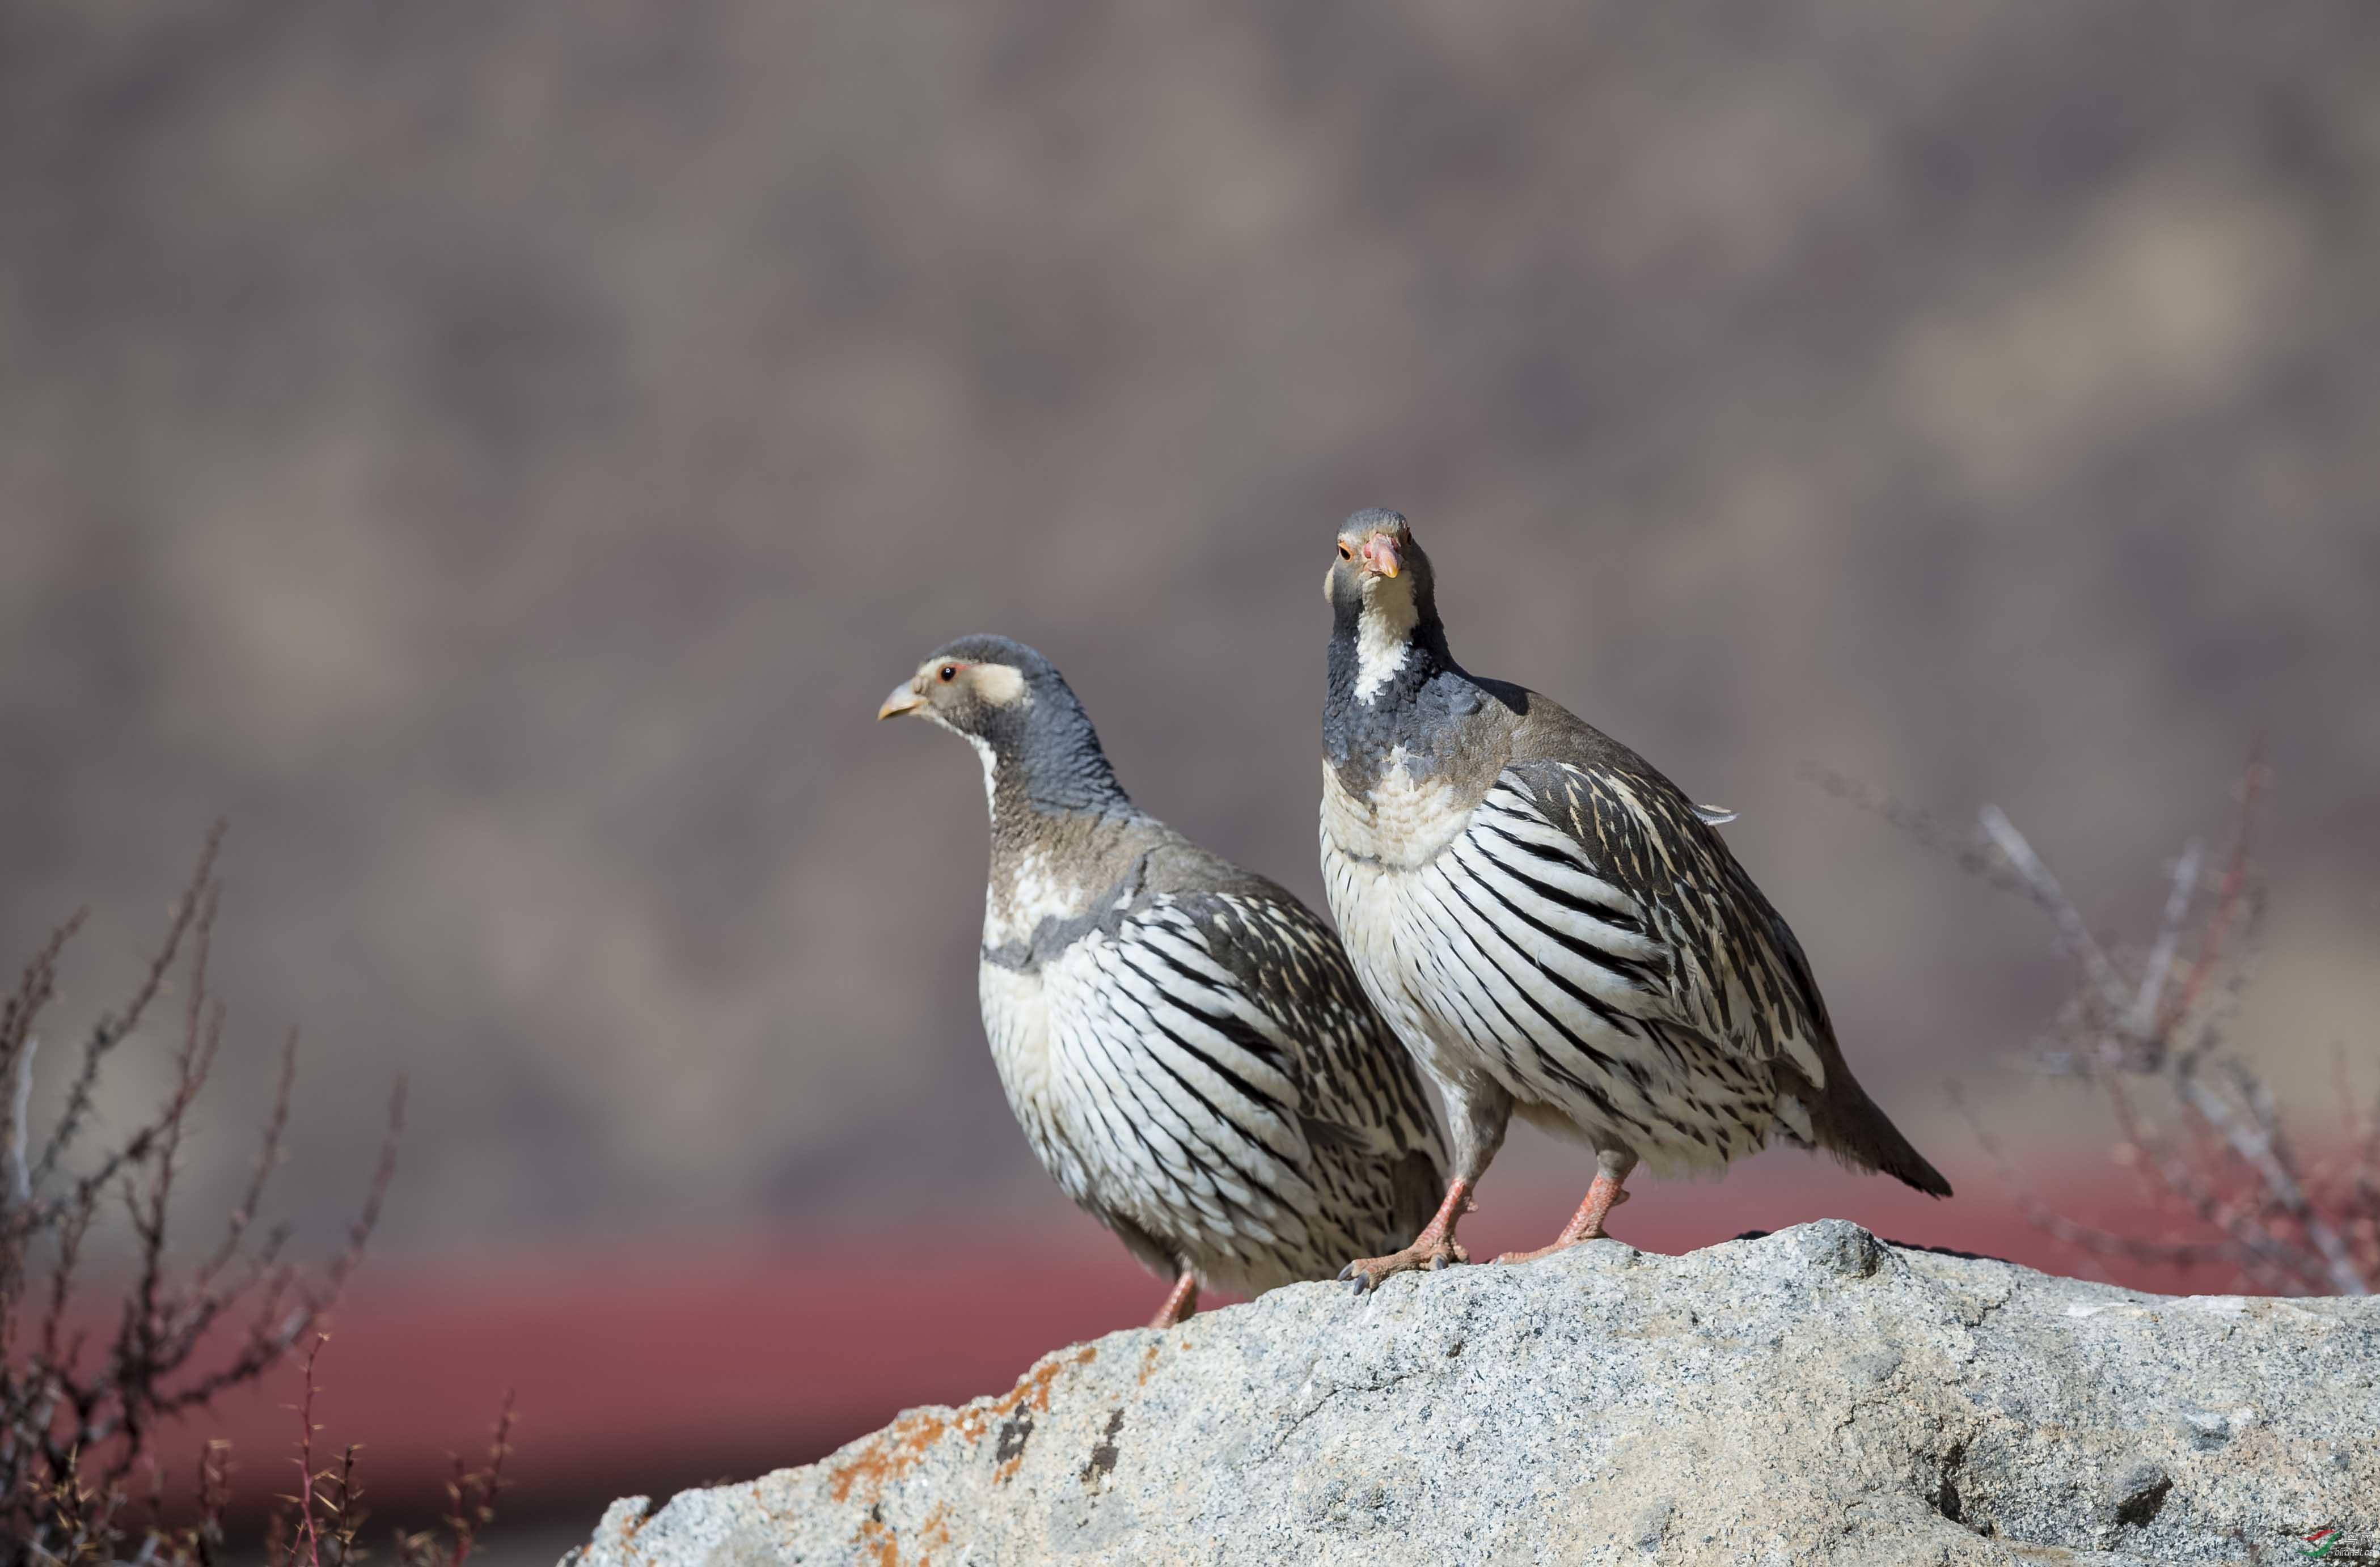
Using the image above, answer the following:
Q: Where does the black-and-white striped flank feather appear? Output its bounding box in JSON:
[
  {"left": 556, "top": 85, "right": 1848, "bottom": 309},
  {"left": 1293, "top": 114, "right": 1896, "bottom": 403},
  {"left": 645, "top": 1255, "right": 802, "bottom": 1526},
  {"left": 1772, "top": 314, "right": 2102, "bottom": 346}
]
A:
[{"left": 984, "top": 871, "right": 1445, "bottom": 1294}]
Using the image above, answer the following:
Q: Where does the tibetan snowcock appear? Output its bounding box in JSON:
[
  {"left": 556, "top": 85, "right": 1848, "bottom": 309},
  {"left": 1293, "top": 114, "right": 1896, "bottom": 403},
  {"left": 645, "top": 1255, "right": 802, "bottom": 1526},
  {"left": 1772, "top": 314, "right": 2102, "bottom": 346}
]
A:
[
  {"left": 881, "top": 634, "right": 1447, "bottom": 1325},
  {"left": 1313, "top": 511, "right": 1950, "bottom": 1288}
]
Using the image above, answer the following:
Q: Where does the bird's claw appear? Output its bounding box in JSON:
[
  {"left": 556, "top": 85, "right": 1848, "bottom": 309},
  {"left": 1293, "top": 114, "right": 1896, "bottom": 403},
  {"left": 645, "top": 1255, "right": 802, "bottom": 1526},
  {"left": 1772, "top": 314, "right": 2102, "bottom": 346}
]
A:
[{"left": 1337, "top": 1238, "right": 1467, "bottom": 1294}]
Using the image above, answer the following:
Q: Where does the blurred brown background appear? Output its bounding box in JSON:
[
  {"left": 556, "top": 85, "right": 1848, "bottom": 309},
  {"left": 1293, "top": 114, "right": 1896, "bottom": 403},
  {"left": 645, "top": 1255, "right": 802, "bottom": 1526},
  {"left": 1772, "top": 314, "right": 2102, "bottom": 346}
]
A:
[{"left": 4, "top": 0, "right": 2376, "bottom": 1536}]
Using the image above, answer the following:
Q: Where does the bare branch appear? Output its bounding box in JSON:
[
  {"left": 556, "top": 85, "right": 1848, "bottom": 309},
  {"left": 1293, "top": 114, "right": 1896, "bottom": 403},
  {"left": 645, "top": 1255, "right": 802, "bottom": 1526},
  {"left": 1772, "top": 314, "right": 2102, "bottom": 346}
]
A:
[
  {"left": 2157, "top": 752, "right": 2263, "bottom": 1037},
  {"left": 1869, "top": 751, "right": 2375, "bottom": 1301},
  {"left": 1798, "top": 764, "right": 2031, "bottom": 897},
  {"left": 1, "top": 829, "right": 434, "bottom": 1559},
  {"left": 196, "top": 1031, "right": 299, "bottom": 1290},
  {"left": 32, "top": 824, "right": 226, "bottom": 1195},
  {"left": 2128, "top": 838, "right": 2200, "bottom": 1047},
  {"left": 1976, "top": 804, "right": 2129, "bottom": 1022}
]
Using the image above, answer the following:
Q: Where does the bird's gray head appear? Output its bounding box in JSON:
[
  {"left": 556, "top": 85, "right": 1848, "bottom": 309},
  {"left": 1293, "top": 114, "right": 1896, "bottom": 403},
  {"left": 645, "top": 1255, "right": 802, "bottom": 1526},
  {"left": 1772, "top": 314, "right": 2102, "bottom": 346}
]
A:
[
  {"left": 1324, "top": 509, "right": 1451, "bottom": 706},
  {"left": 877, "top": 634, "right": 1133, "bottom": 817}
]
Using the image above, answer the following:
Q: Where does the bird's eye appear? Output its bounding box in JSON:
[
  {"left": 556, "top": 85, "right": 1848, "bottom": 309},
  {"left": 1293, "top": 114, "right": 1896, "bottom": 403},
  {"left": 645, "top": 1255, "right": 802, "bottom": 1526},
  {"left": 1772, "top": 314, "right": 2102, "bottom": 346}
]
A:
[
  {"left": 1337, "top": 543, "right": 1354, "bottom": 562},
  {"left": 937, "top": 665, "right": 958, "bottom": 683}
]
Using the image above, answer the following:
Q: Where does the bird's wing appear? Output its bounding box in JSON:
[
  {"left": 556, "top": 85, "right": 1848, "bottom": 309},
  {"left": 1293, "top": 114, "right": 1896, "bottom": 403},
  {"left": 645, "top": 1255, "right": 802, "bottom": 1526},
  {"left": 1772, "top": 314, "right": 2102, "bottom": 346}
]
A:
[
  {"left": 1141, "top": 888, "right": 1445, "bottom": 1171},
  {"left": 1045, "top": 904, "right": 1325, "bottom": 1250},
  {"left": 1496, "top": 754, "right": 1841, "bottom": 1096}
]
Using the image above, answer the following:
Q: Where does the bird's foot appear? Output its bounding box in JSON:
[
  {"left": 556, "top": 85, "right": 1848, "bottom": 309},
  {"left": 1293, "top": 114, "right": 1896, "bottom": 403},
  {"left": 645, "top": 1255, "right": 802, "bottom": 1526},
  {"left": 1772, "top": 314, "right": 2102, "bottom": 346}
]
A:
[
  {"left": 1337, "top": 1235, "right": 1468, "bottom": 1293},
  {"left": 1494, "top": 1175, "right": 1631, "bottom": 1264}
]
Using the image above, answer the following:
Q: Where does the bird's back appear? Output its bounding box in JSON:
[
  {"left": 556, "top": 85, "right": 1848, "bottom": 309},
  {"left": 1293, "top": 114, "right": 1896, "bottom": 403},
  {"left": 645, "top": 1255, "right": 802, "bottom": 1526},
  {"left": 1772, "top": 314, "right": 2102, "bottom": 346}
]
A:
[{"left": 1500, "top": 687, "right": 1946, "bottom": 1192}]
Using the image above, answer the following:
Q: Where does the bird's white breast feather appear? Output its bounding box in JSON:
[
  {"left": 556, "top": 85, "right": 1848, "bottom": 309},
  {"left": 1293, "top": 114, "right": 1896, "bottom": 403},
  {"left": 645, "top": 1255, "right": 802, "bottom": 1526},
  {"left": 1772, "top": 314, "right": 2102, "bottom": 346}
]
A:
[{"left": 1320, "top": 747, "right": 1474, "bottom": 870}]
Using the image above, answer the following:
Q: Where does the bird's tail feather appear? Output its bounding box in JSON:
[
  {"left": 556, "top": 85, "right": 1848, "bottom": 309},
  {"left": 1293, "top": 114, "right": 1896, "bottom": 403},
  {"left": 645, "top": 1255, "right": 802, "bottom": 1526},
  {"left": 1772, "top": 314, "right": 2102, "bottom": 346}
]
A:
[{"left": 1808, "top": 1079, "right": 1953, "bottom": 1198}]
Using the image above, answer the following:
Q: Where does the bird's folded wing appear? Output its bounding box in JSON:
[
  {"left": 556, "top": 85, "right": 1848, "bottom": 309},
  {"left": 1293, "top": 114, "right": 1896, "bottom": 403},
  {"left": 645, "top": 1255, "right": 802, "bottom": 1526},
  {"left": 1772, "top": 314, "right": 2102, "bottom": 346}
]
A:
[
  {"left": 1145, "top": 893, "right": 1444, "bottom": 1167},
  {"left": 1047, "top": 925, "right": 1320, "bottom": 1246},
  {"left": 1502, "top": 757, "right": 1838, "bottom": 1087}
]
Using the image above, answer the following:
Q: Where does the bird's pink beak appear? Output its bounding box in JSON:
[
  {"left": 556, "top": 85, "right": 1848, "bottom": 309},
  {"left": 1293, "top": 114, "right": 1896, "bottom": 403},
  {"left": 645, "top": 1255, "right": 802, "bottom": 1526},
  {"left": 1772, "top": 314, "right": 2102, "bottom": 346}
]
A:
[{"left": 1361, "top": 534, "right": 1402, "bottom": 579}]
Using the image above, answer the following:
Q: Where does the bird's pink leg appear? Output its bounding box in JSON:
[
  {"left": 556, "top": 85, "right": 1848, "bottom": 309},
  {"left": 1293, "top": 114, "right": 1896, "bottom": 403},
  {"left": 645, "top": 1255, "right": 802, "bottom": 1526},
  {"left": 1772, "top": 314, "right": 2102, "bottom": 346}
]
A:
[
  {"left": 1497, "top": 1152, "right": 1637, "bottom": 1264},
  {"left": 1338, "top": 1177, "right": 1474, "bottom": 1291},
  {"left": 1148, "top": 1270, "right": 1200, "bottom": 1329}
]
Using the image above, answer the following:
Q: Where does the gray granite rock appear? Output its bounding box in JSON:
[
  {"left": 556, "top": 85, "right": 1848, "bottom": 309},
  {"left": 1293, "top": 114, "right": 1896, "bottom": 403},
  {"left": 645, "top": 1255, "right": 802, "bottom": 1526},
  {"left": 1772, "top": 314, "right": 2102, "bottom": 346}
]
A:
[{"left": 567, "top": 1221, "right": 2378, "bottom": 1566}]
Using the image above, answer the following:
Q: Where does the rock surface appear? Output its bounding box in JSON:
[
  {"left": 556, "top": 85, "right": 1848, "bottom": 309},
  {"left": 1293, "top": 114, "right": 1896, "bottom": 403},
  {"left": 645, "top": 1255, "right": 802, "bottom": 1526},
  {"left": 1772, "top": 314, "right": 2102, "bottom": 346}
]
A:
[{"left": 569, "top": 1222, "right": 2377, "bottom": 1566}]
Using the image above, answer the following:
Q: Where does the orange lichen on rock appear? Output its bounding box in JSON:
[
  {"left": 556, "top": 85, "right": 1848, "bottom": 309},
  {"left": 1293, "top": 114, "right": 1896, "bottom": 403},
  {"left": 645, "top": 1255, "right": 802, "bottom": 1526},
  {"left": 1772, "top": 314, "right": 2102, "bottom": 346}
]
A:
[
  {"left": 825, "top": 1344, "right": 1101, "bottom": 1534},
  {"left": 827, "top": 1406, "right": 956, "bottom": 1506},
  {"left": 850, "top": 1500, "right": 954, "bottom": 1567},
  {"left": 994, "top": 1344, "right": 1096, "bottom": 1421},
  {"left": 852, "top": 1511, "right": 896, "bottom": 1567}
]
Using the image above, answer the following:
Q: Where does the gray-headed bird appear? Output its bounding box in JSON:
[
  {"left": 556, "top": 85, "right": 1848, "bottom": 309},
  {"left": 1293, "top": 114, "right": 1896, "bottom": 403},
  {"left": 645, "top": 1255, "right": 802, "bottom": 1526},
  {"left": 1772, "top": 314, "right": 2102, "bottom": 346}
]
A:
[
  {"left": 881, "top": 635, "right": 1447, "bottom": 1326},
  {"left": 1314, "top": 513, "right": 1950, "bottom": 1288}
]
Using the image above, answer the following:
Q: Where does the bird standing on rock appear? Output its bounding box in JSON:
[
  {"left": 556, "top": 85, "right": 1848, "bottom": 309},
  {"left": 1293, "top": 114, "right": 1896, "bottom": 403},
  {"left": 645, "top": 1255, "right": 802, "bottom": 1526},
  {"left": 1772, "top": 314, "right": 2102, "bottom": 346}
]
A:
[
  {"left": 881, "top": 635, "right": 1448, "bottom": 1327},
  {"left": 1314, "top": 511, "right": 1950, "bottom": 1288}
]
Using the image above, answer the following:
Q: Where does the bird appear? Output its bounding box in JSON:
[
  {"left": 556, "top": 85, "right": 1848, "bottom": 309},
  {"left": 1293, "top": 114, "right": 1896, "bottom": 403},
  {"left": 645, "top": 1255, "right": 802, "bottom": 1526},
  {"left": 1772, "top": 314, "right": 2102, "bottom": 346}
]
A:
[
  {"left": 879, "top": 634, "right": 1448, "bottom": 1327},
  {"left": 1314, "top": 510, "right": 1951, "bottom": 1288}
]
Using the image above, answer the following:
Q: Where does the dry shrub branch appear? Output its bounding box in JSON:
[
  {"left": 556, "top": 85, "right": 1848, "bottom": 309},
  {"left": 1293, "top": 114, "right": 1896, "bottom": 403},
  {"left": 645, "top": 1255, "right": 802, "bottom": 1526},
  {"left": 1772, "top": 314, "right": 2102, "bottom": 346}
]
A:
[
  {"left": 1, "top": 828, "right": 512, "bottom": 1565},
  {"left": 1819, "top": 756, "right": 2377, "bottom": 1297}
]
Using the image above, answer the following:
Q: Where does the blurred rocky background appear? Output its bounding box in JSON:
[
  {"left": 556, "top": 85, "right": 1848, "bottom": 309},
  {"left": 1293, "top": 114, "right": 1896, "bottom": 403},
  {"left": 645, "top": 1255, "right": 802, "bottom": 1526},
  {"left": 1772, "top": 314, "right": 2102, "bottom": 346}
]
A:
[{"left": 3, "top": 0, "right": 2375, "bottom": 1540}]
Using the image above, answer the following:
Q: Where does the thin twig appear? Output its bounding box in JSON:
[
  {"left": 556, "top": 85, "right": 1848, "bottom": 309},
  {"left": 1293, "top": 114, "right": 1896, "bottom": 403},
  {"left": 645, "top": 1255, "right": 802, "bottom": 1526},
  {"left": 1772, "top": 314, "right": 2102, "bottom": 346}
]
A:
[
  {"left": 1976, "top": 805, "right": 2129, "bottom": 1022},
  {"left": 10, "top": 1036, "right": 39, "bottom": 1209},
  {"left": 2128, "top": 838, "right": 2200, "bottom": 1048},
  {"left": 2157, "top": 751, "right": 2262, "bottom": 1037},
  {"left": 291, "top": 1334, "right": 328, "bottom": 1567},
  {"left": 32, "top": 824, "right": 225, "bottom": 1195}
]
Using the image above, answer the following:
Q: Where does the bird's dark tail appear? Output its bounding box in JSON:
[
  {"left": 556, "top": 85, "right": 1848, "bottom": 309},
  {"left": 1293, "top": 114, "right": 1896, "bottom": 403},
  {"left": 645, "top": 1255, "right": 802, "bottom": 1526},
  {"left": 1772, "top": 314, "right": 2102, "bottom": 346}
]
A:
[{"left": 1808, "top": 1077, "right": 1953, "bottom": 1198}]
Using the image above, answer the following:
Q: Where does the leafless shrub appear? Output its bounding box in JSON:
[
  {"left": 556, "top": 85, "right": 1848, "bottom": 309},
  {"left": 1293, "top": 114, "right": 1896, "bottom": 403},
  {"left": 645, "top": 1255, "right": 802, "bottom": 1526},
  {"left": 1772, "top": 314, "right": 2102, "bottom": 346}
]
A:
[
  {"left": 390, "top": 1393, "right": 513, "bottom": 1567},
  {"left": 263, "top": 1335, "right": 514, "bottom": 1567},
  {"left": 0, "top": 826, "right": 498, "bottom": 1564},
  {"left": 1816, "top": 756, "right": 2377, "bottom": 1297}
]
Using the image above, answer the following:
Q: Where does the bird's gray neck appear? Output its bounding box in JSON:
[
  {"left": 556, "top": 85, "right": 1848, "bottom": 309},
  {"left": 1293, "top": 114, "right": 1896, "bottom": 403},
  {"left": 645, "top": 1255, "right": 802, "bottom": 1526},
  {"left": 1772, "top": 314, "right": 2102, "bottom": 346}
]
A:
[
  {"left": 971, "top": 688, "right": 1138, "bottom": 824},
  {"left": 1324, "top": 578, "right": 1464, "bottom": 777},
  {"left": 971, "top": 692, "right": 1149, "bottom": 931}
]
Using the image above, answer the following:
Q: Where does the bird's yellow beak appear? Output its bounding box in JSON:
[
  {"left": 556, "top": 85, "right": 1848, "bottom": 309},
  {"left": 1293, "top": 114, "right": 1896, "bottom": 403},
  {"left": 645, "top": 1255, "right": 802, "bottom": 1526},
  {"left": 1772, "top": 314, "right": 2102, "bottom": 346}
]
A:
[
  {"left": 877, "top": 680, "right": 927, "bottom": 721},
  {"left": 1361, "top": 534, "right": 1401, "bottom": 579}
]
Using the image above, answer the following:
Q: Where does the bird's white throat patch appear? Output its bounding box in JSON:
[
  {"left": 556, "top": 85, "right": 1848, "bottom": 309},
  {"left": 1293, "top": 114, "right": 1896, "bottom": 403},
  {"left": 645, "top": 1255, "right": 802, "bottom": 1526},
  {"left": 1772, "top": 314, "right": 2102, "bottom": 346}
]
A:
[
  {"left": 1354, "top": 578, "right": 1419, "bottom": 702},
  {"left": 966, "top": 734, "right": 1000, "bottom": 805}
]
